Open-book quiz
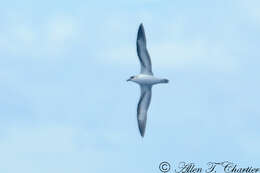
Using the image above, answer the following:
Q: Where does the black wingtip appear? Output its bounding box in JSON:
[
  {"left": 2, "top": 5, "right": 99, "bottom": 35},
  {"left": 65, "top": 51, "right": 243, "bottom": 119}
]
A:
[
  {"left": 137, "top": 23, "right": 145, "bottom": 41},
  {"left": 138, "top": 120, "right": 146, "bottom": 137},
  {"left": 162, "top": 79, "right": 169, "bottom": 83},
  {"left": 140, "top": 129, "right": 145, "bottom": 138}
]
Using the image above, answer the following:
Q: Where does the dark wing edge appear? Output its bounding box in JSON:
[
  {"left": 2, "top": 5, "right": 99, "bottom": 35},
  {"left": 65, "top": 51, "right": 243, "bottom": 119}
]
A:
[
  {"left": 137, "top": 85, "right": 152, "bottom": 137},
  {"left": 136, "top": 23, "right": 153, "bottom": 75}
]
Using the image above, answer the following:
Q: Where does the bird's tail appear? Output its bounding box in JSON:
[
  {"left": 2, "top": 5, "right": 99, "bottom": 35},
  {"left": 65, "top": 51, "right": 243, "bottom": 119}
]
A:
[{"left": 160, "top": 79, "right": 169, "bottom": 83}]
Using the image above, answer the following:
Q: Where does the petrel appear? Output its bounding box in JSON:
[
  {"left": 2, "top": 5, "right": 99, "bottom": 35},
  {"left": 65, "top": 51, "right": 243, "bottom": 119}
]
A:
[{"left": 127, "top": 23, "right": 169, "bottom": 137}]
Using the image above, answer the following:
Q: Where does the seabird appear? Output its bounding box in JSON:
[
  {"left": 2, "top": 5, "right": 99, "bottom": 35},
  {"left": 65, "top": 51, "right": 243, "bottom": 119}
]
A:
[{"left": 127, "top": 23, "right": 169, "bottom": 137}]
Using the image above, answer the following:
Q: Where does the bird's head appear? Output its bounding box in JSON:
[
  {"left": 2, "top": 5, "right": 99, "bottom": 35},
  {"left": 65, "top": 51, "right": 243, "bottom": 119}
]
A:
[{"left": 127, "top": 76, "right": 135, "bottom": 82}]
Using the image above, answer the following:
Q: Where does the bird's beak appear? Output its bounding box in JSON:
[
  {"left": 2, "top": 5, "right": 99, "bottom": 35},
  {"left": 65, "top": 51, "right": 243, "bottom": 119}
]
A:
[{"left": 126, "top": 78, "right": 131, "bottom": 82}]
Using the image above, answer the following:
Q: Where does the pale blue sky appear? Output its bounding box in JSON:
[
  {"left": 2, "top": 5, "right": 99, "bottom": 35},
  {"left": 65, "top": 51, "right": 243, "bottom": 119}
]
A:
[{"left": 0, "top": 0, "right": 260, "bottom": 172}]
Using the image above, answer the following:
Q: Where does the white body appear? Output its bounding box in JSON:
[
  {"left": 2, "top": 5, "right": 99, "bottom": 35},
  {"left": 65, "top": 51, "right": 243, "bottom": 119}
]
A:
[{"left": 132, "top": 74, "right": 165, "bottom": 85}]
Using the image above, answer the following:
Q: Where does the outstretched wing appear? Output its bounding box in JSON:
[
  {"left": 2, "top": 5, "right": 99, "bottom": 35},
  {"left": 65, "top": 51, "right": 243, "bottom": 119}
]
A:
[
  {"left": 137, "top": 85, "right": 152, "bottom": 137},
  {"left": 136, "top": 23, "right": 153, "bottom": 75}
]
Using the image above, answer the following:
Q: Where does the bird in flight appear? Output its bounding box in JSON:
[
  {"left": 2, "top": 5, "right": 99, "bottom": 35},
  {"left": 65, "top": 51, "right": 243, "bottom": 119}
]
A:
[{"left": 127, "top": 23, "right": 169, "bottom": 137}]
